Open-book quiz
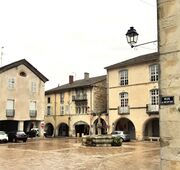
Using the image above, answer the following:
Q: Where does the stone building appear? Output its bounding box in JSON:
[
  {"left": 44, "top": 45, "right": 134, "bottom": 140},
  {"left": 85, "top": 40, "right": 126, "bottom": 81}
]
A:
[
  {"left": 105, "top": 52, "right": 159, "bottom": 140},
  {"left": 158, "top": 0, "right": 180, "bottom": 169},
  {"left": 0, "top": 59, "right": 48, "bottom": 136},
  {"left": 44, "top": 73, "right": 107, "bottom": 137}
]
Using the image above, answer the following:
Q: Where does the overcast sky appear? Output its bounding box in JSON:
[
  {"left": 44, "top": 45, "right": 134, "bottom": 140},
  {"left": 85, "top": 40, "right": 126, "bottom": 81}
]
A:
[{"left": 0, "top": 0, "right": 157, "bottom": 90}]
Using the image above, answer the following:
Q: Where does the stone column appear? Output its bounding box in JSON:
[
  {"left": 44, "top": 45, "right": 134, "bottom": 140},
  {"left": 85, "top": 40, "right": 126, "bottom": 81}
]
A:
[
  {"left": 18, "top": 121, "right": 24, "bottom": 131},
  {"left": 158, "top": 0, "right": 180, "bottom": 169}
]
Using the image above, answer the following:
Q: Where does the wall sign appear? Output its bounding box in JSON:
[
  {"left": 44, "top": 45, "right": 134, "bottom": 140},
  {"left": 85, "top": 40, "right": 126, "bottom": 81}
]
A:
[{"left": 160, "top": 96, "right": 174, "bottom": 105}]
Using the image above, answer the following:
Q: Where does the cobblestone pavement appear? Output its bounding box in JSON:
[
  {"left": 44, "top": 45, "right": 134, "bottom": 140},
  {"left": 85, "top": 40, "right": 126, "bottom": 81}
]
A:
[{"left": 0, "top": 138, "right": 160, "bottom": 170}]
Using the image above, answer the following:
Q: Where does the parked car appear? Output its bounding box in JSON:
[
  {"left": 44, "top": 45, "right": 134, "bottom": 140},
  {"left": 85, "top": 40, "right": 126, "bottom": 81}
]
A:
[
  {"left": 8, "top": 131, "right": 28, "bottom": 142},
  {"left": 111, "top": 130, "right": 131, "bottom": 142},
  {"left": 27, "top": 128, "right": 39, "bottom": 138},
  {"left": 0, "top": 131, "right": 8, "bottom": 143}
]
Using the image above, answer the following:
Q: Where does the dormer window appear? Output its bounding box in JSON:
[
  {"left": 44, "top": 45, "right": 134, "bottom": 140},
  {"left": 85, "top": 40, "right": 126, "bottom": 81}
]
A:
[{"left": 19, "top": 71, "right": 27, "bottom": 77}]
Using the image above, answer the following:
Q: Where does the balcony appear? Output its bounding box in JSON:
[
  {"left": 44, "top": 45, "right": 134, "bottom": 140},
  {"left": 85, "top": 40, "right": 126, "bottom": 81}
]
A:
[
  {"left": 29, "top": 110, "right": 37, "bottom": 117},
  {"left": 72, "top": 94, "right": 87, "bottom": 101},
  {"left": 6, "top": 109, "right": 15, "bottom": 117},
  {"left": 146, "top": 104, "right": 159, "bottom": 115},
  {"left": 118, "top": 106, "right": 130, "bottom": 115}
]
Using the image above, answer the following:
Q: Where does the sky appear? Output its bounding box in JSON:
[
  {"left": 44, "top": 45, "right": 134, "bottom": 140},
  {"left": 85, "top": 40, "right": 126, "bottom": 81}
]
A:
[{"left": 0, "top": 0, "right": 157, "bottom": 90}]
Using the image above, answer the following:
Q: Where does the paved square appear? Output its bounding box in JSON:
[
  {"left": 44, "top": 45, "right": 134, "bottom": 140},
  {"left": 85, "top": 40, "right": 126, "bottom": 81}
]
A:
[{"left": 0, "top": 138, "right": 160, "bottom": 170}]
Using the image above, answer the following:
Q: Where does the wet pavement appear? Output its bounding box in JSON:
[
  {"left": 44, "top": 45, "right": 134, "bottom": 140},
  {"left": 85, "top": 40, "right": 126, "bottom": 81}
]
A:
[{"left": 0, "top": 138, "right": 160, "bottom": 170}]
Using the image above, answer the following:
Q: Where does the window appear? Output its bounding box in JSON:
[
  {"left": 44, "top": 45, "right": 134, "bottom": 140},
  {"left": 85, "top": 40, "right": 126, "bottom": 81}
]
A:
[
  {"left": 60, "top": 93, "right": 64, "bottom": 104},
  {"left": 6, "top": 99, "right": 15, "bottom": 117},
  {"left": 31, "top": 82, "right": 36, "bottom": 93},
  {"left": 76, "top": 102, "right": 87, "bottom": 114},
  {"left": 150, "top": 64, "right": 159, "bottom": 82},
  {"left": 8, "top": 78, "right": 15, "bottom": 89},
  {"left": 29, "top": 101, "right": 37, "bottom": 117},
  {"left": 119, "top": 70, "right": 128, "bottom": 86},
  {"left": 6, "top": 99, "right": 14, "bottom": 110},
  {"left": 47, "top": 106, "right": 51, "bottom": 115},
  {"left": 150, "top": 89, "right": 159, "bottom": 105},
  {"left": 120, "top": 92, "right": 128, "bottom": 107},
  {"left": 76, "top": 89, "right": 87, "bottom": 100},
  {"left": 60, "top": 106, "right": 64, "bottom": 115},
  {"left": 29, "top": 101, "right": 36, "bottom": 111},
  {"left": 19, "top": 71, "right": 27, "bottom": 77},
  {"left": 47, "top": 97, "right": 51, "bottom": 103}
]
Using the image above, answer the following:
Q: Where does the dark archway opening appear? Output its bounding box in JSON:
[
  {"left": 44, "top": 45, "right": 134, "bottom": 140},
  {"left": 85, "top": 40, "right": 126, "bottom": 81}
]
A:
[
  {"left": 75, "top": 122, "right": 89, "bottom": 137},
  {"left": 44, "top": 123, "right": 54, "bottom": 137},
  {"left": 94, "top": 118, "right": 107, "bottom": 135},
  {"left": 115, "top": 118, "right": 136, "bottom": 139},
  {"left": 144, "top": 118, "right": 159, "bottom": 138},
  {"left": 58, "top": 123, "right": 69, "bottom": 137}
]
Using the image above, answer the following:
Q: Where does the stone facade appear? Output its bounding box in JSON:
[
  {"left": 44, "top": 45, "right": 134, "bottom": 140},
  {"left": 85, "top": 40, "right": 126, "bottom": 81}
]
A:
[
  {"left": 44, "top": 73, "right": 107, "bottom": 137},
  {"left": 0, "top": 59, "right": 48, "bottom": 136},
  {"left": 158, "top": 0, "right": 180, "bottom": 169},
  {"left": 105, "top": 53, "right": 160, "bottom": 140}
]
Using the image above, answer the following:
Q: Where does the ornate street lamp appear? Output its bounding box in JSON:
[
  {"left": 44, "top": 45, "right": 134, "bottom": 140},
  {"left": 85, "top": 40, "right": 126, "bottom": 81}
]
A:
[
  {"left": 126, "top": 26, "right": 157, "bottom": 48},
  {"left": 126, "top": 27, "right": 138, "bottom": 48}
]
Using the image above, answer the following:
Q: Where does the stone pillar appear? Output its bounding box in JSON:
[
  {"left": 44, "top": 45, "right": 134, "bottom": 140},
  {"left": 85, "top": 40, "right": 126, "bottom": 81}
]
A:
[
  {"left": 18, "top": 121, "right": 24, "bottom": 131},
  {"left": 158, "top": 0, "right": 180, "bottom": 169}
]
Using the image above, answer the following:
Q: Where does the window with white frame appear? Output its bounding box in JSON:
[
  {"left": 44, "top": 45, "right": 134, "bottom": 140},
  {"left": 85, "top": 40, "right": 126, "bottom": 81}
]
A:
[
  {"left": 6, "top": 99, "right": 14, "bottom": 110},
  {"left": 60, "top": 106, "right": 64, "bottom": 115},
  {"left": 6, "top": 99, "right": 15, "bottom": 116},
  {"left": 29, "top": 101, "right": 37, "bottom": 117},
  {"left": 150, "top": 64, "right": 159, "bottom": 82},
  {"left": 60, "top": 93, "right": 64, "bottom": 104},
  {"left": 29, "top": 101, "right": 36, "bottom": 111},
  {"left": 150, "top": 89, "right": 159, "bottom": 105},
  {"left": 31, "top": 82, "right": 37, "bottom": 93},
  {"left": 119, "top": 70, "right": 128, "bottom": 86},
  {"left": 8, "top": 78, "right": 15, "bottom": 89},
  {"left": 120, "top": 92, "right": 128, "bottom": 107}
]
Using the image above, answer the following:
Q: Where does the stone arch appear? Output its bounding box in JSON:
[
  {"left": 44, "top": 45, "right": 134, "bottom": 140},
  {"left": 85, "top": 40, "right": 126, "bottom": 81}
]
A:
[
  {"left": 113, "top": 117, "right": 136, "bottom": 139},
  {"left": 74, "top": 121, "right": 90, "bottom": 137},
  {"left": 143, "top": 116, "right": 159, "bottom": 139},
  {"left": 58, "top": 122, "right": 69, "bottom": 137},
  {"left": 44, "top": 123, "right": 54, "bottom": 137},
  {"left": 93, "top": 118, "right": 108, "bottom": 135}
]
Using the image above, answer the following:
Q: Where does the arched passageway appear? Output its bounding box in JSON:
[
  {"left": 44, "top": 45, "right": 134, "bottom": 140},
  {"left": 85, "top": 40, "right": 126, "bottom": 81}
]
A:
[
  {"left": 115, "top": 118, "right": 136, "bottom": 139},
  {"left": 44, "top": 123, "right": 54, "bottom": 137},
  {"left": 143, "top": 118, "right": 159, "bottom": 138},
  {"left": 58, "top": 123, "right": 69, "bottom": 137},
  {"left": 93, "top": 118, "right": 107, "bottom": 135},
  {"left": 74, "top": 121, "right": 89, "bottom": 137}
]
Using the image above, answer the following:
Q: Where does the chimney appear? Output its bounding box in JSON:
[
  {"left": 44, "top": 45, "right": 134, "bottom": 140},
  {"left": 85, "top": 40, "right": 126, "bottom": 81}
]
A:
[
  {"left": 84, "top": 72, "right": 89, "bottom": 79},
  {"left": 69, "top": 75, "right": 74, "bottom": 84}
]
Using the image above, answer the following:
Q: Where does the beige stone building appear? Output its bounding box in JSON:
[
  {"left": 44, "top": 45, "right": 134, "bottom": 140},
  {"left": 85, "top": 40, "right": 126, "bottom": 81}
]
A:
[
  {"left": 0, "top": 59, "right": 48, "bottom": 135},
  {"left": 105, "top": 52, "right": 159, "bottom": 140},
  {"left": 44, "top": 73, "right": 107, "bottom": 137}
]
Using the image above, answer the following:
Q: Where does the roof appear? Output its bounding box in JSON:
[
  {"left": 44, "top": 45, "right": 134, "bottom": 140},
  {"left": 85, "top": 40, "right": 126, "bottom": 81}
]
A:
[
  {"left": 0, "top": 59, "right": 49, "bottom": 82},
  {"left": 105, "top": 52, "right": 159, "bottom": 70},
  {"left": 45, "top": 75, "right": 106, "bottom": 94}
]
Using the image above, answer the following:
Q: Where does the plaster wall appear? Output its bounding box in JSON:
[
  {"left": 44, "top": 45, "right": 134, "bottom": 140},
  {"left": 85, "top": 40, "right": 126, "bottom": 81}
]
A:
[
  {"left": 0, "top": 64, "right": 45, "bottom": 121},
  {"left": 107, "top": 59, "right": 159, "bottom": 140}
]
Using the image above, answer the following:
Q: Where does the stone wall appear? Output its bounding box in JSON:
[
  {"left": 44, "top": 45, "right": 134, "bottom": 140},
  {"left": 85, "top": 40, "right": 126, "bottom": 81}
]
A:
[{"left": 158, "top": 0, "right": 180, "bottom": 169}]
